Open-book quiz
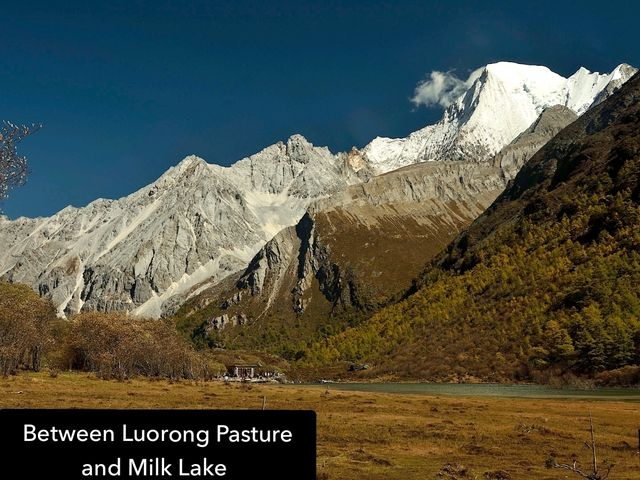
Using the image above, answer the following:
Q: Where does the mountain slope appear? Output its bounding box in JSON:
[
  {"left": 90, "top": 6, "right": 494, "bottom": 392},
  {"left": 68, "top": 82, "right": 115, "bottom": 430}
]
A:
[
  {"left": 173, "top": 104, "right": 578, "bottom": 354},
  {"left": 301, "top": 71, "right": 640, "bottom": 381},
  {"left": 0, "top": 136, "right": 365, "bottom": 317},
  {"left": 363, "top": 62, "right": 636, "bottom": 174},
  {"left": 171, "top": 160, "right": 506, "bottom": 353},
  {"left": 493, "top": 105, "right": 577, "bottom": 180}
]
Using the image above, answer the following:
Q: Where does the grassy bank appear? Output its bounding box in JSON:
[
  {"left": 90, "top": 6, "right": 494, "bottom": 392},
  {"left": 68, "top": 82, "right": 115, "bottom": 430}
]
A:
[{"left": 1, "top": 372, "right": 639, "bottom": 479}]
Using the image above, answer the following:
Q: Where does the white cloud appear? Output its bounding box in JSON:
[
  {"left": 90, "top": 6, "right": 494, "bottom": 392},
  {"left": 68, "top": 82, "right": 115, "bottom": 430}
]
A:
[{"left": 411, "top": 67, "right": 484, "bottom": 109}]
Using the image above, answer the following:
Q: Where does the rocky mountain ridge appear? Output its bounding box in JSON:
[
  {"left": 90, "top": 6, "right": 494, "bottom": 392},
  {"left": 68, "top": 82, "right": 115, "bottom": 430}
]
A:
[
  {"left": 172, "top": 102, "right": 580, "bottom": 351},
  {"left": 0, "top": 62, "right": 634, "bottom": 317},
  {"left": 0, "top": 136, "right": 364, "bottom": 317}
]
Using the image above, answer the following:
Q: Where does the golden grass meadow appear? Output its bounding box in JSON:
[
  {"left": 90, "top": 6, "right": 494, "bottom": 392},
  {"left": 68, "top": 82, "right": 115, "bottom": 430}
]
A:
[{"left": 1, "top": 372, "right": 639, "bottom": 479}]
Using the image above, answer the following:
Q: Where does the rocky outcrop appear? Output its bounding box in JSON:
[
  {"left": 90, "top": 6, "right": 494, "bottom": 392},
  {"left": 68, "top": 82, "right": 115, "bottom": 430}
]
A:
[
  {"left": 494, "top": 105, "right": 578, "bottom": 180},
  {"left": 181, "top": 160, "right": 507, "bottom": 338},
  {"left": 0, "top": 136, "right": 363, "bottom": 317},
  {"left": 204, "top": 313, "right": 248, "bottom": 333},
  {"left": 177, "top": 101, "right": 589, "bottom": 344}
]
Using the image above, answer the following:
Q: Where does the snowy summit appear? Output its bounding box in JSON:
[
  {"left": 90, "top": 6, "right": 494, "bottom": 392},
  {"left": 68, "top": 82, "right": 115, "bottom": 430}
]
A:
[{"left": 363, "top": 62, "right": 637, "bottom": 173}]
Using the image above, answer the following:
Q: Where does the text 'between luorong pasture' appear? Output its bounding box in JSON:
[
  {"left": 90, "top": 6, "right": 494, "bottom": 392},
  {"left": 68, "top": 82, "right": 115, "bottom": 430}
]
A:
[{"left": 2, "top": 409, "right": 316, "bottom": 479}]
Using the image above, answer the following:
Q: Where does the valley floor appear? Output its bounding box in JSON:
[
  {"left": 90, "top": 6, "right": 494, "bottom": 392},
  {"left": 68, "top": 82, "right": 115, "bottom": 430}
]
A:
[{"left": 1, "top": 372, "right": 639, "bottom": 479}]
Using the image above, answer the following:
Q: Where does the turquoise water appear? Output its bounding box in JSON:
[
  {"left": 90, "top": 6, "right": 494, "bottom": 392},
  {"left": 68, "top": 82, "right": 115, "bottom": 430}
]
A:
[{"left": 305, "top": 382, "right": 640, "bottom": 400}]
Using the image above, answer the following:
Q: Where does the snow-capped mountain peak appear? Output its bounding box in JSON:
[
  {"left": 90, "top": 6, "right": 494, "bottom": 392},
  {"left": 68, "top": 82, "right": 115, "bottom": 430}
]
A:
[{"left": 363, "top": 61, "right": 637, "bottom": 174}]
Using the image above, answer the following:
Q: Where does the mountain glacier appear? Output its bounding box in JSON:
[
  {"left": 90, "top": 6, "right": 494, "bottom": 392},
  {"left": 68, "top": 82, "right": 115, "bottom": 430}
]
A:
[{"left": 0, "top": 61, "right": 635, "bottom": 318}]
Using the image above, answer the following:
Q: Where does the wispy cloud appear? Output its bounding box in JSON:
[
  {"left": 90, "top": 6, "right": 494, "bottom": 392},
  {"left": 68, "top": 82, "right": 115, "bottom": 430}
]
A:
[{"left": 411, "top": 67, "right": 484, "bottom": 109}]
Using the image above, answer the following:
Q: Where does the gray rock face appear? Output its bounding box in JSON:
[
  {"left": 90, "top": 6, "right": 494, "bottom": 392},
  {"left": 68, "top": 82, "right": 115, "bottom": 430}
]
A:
[
  {"left": 183, "top": 104, "right": 584, "bottom": 329},
  {"left": 590, "top": 64, "right": 638, "bottom": 108},
  {"left": 494, "top": 105, "right": 578, "bottom": 180},
  {"left": 205, "top": 313, "right": 248, "bottom": 333},
  {"left": 190, "top": 160, "right": 507, "bottom": 328},
  {"left": 0, "top": 136, "right": 362, "bottom": 317}
]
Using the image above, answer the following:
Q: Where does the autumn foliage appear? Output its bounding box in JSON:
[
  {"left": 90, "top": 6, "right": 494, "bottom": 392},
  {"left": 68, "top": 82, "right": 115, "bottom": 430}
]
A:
[
  {"left": 0, "top": 281, "right": 54, "bottom": 375},
  {"left": 55, "top": 312, "right": 225, "bottom": 380},
  {"left": 0, "top": 281, "right": 225, "bottom": 380}
]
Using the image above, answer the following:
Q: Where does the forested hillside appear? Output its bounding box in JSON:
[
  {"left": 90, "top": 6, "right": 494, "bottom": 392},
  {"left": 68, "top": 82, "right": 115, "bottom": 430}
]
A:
[{"left": 300, "top": 72, "right": 640, "bottom": 382}]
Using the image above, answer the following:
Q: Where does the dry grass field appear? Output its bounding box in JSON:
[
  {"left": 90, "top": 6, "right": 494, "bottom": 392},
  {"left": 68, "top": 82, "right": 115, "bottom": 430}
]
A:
[{"left": 1, "top": 372, "right": 639, "bottom": 479}]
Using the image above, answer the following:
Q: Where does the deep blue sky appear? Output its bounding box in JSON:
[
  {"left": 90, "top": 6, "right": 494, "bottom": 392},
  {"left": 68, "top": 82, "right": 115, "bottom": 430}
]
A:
[{"left": 1, "top": 0, "right": 638, "bottom": 218}]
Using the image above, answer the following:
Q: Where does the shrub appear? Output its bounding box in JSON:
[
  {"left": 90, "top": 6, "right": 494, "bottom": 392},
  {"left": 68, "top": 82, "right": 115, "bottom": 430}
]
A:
[
  {"left": 0, "top": 282, "right": 55, "bottom": 376},
  {"left": 55, "top": 312, "right": 217, "bottom": 380}
]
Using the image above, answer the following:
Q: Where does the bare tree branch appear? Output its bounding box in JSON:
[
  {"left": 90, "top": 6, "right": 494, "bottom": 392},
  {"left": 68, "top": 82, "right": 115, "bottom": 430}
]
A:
[
  {"left": 545, "top": 413, "right": 614, "bottom": 480},
  {"left": 589, "top": 411, "right": 597, "bottom": 476},
  {"left": 550, "top": 461, "right": 591, "bottom": 479},
  {"left": 0, "top": 121, "right": 41, "bottom": 202}
]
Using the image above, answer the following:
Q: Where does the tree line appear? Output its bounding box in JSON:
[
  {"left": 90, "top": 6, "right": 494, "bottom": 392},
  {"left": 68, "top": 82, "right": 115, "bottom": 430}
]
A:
[{"left": 0, "top": 281, "right": 226, "bottom": 380}]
